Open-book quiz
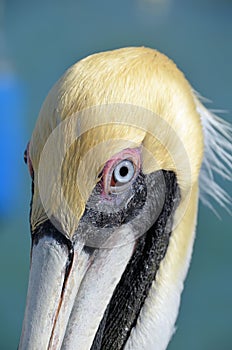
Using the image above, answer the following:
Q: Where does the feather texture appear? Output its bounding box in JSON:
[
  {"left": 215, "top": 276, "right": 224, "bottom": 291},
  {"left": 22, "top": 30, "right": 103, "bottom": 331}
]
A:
[{"left": 194, "top": 93, "right": 232, "bottom": 213}]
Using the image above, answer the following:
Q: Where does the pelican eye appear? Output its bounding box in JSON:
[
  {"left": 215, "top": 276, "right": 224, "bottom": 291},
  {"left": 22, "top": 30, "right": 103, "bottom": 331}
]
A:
[
  {"left": 113, "top": 160, "right": 135, "bottom": 185},
  {"left": 102, "top": 148, "right": 141, "bottom": 195},
  {"left": 24, "top": 141, "right": 34, "bottom": 179},
  {"left": 23, "top": 149, "right": 28, "bottom": 164}
]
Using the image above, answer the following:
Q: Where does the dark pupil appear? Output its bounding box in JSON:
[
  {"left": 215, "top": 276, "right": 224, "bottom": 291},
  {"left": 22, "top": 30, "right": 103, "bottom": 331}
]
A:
[{"left": 119, "top": 166, "right": 129, "bottom": 177}]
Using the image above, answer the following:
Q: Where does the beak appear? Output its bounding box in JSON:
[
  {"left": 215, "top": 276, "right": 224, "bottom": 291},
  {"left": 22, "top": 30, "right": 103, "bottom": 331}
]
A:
[{"left": 19, "top": 226, "right": 135, "bottom": 350}]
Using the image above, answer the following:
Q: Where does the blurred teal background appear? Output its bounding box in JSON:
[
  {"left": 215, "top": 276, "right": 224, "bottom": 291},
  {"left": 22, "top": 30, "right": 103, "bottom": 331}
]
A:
[{"left": 0, "top": 0, "right": 231, "bottom": 349}]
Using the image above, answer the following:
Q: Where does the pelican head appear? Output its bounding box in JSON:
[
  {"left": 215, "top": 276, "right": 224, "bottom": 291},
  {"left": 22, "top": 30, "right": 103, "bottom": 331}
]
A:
[{"left": 19, "top": 47, "right": 232, "bottom": 350}]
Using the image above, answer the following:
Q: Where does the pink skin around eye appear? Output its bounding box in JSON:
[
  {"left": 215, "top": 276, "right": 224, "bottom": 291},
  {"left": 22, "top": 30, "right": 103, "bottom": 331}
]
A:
[{"left": 102, "top": 147, "right": 141, "bottom": 197}]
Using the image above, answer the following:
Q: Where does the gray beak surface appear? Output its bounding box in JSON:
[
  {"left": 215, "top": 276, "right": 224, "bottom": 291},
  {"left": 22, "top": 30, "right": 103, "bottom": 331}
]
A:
[{"left": 19, "top": 231, "right": 134, "bottom": 350}]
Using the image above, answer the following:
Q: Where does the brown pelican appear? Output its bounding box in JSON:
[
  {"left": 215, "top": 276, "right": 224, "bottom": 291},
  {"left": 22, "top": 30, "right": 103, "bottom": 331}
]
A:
[{"left": 19, "top": 47, "right": 232, "bottom": 350}]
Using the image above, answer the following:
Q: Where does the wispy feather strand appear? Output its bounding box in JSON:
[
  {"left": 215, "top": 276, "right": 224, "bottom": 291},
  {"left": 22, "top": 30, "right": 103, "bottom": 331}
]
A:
[{"left": 194, "top": 92, "right": 232, "bottom": 214}]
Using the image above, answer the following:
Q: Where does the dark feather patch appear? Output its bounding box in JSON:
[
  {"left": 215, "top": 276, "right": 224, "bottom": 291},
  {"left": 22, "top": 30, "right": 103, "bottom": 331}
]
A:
[
  {"left": 81, "top": 173, "right": 147, "bottom": 229},
  {"left": 91, "top": 171, "right": 180, "bottom": 350}
]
